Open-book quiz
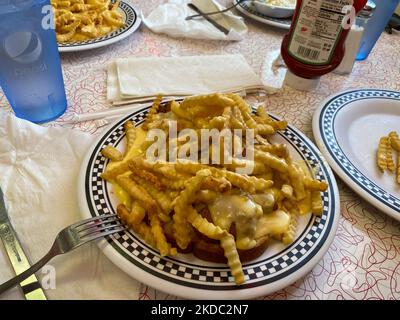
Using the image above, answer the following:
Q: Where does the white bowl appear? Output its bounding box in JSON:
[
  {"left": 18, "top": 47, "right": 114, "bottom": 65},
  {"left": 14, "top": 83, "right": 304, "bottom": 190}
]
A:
[{"left": 253, "top": 1, "right": 295, "bottom": 18}]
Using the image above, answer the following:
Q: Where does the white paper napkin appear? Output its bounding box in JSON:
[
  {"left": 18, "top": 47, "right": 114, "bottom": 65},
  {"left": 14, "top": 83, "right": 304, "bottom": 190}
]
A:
[
  {"left": 0, "top": 110, "right": 140, "bottom": 300},
  {"left": 143, "top": 0, "right": 248, "bottom": 41},
  {"left": 107, "top": 54, "right": 266, "bottom": 103}
]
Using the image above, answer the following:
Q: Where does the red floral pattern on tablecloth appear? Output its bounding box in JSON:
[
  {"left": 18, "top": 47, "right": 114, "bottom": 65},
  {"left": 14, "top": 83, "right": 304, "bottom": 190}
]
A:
[{"left": 0, "top": 0, "right": 399, "bottom": 300}]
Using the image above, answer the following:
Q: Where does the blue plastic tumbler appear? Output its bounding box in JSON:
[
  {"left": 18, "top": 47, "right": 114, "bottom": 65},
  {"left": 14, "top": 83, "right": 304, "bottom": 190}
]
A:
[
  {"left": 0, "top": 0, "right": 67, "bottom": 123},
  {"left": 356, "top": 0, "right": 400, "bottom": 60}
]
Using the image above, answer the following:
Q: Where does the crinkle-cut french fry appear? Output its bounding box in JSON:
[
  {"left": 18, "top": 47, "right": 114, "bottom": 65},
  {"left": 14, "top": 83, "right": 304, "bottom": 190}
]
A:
[
  {"left": 224, "top": 158, "right": 267, "bottom": 175},
  {"left": 172, "top": 170, "right": 212, "bottom": 249},
  {"left": 230, "top": 106, "right": 246, "bottom": 130},
  {"left": 297, "top": 190, "right": 311, "bottom": 215},
  {"left": 117, "top": 204, "right": 155, "bottom": 247},
  {"left": 148, "top": 208, "right": 176, "bottom": 256},
  {"left": 174, "top": 160, "right": 207, "bottom": 175},
  {"left": 101, "top": 145, "right": 123, "bottom": 161},
  {"left": 101, "top": 161, "right": 130, "bottom": 181},
  {"left": 223, "top": 171, "right": 255, "bottom": 193},
  {"left": 271, "top": 120, "right": 287, "bottom": 131},
  {"left": 282, "top": 209, "right": 298, "bottom": 245},
  {"left": 175, "top": 161, "right": 255, "bottom": 193},
  {"left": 116, "top": 175, "right": 157, "bottom": 212},
  {"left": 201, "top": 175, "right": 232, "bottom": 193},
  {"left": 390, "top": 137, "right": 400, "bottom": 152},
  {"left": 160, "top": 177, "right": 187, "bottom": 190},
  {"left": 255, "top": 106, "right": 287, "bottom": 130},
  {"left": 228, "top": 93, "right": 251, "bottom": 114},
  {"left": 180, "top": 93, "right": 235, "bottom": 111},
  {"left": 248, "top": 176, "right": 273, "bottom": 192},
  {"left": 208, "top": 116, "right": 225, "bottom": 130},
  {"left": 117, "top": 202, "right": 146, "bottom": 226},
  {"left": 171, "top": 100, "right": 191, "bottom": 120},
  {"left": 255, "top": 143, "right": 288, "bottom": 158},
  {"left": 386, "top": 140, "right": 396, "bottom": 173},
  {"left": 187, "top": 206, "right": 225, "bottom": 240},
  {"left": 130, "top": 174, "right": 173, "bottom": 217},
  {"left": 142, "top": 94, "right": 162, "bottom": 130},
  {"left": 124, "top": 120, "right": 136, "bottom": 155},
  {"left": 303, "top": 177, "right": 328, "bottom": 191},
  {"left": 130, "top": 201, "right": 147, "bottom": 225},
  {"left": 128, "top": 162, "right": 165, "bottom": 191},
  {"left": 254, "top": 149, "right": 289, "bottom": 173},
  {"left": 220, "top": 233, "right": 245, "bottom": 285},
  {"left": 377, "top": 137, "right": 389, "bottom": 171},
  {"left": 288, "top": 163, "right": 306, "bottom": 200},
  {"left": 256, "top": 124, "right": 275, "bottom": 135},
  {"left": 55, "top": 20, "right": 80, "bottom": 42},
  {"left": 133, "top": 157, "right": 191, "bottom": 181},
  {"left": 221, "top": 106, "right": 232, "bottom": 127},
  {"left": 255, "top": 134, "right": 271, "bottom": 146},
  {"left": 256, "top": 105, "right": 271, "bottom": 122},
  {"left": 389, "top": 131, "right": 400, "bottom": 148},
  {"left": 155, "top": 164, "right": 191, "bottom": 180},
  {"left": 311, "top": 191, "right": 324, "bottom": 216},
  {"left": 241, "top": 109, "right": 258, "bottom": 129}
]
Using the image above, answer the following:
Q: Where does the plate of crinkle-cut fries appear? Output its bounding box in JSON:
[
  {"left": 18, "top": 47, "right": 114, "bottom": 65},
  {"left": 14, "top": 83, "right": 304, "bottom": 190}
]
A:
[
  {"left": 313, "top": 89, "right": 400, "bottom": 222},
  {"left": 53, "top": 0, "right": 141, "bottom": 52},
  {"left": 78, "top": 93, "right": 339, "bottom": 299}
]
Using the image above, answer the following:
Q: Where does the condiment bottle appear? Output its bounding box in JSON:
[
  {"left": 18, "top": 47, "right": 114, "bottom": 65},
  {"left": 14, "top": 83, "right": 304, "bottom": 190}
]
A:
[
  {"left": 334, "top": 2, "right": 376, "bottom": 74},
  {"left": 281, "top": 0, "right": 368, "bottom": 90}
]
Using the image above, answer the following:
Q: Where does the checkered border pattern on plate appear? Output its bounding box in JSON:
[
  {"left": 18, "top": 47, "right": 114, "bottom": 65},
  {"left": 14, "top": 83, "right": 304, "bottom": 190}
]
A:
[
  {"left": 58, "top": 1, "right": 136, "bottom": 48},
  {"left": 321, "top": 90, "right": 400, "bottom": 210},
  {"left": 238, "top": 0, "right": 292, "bottom": 25},
  {"left": 85, "top": 108, "right": 333, "bottom": 289}
]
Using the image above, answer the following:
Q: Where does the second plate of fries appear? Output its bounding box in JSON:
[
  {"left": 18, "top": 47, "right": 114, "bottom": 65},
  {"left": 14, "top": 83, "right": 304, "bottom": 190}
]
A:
[
  {"left": 54, "top": 0, "right": 141, "bottom": 52},
  {"left": 79, "top": 93, "right": 339, "bottom": 299},
  {"left": 313, "top": 89, "right": 400, "bottom": 222}
]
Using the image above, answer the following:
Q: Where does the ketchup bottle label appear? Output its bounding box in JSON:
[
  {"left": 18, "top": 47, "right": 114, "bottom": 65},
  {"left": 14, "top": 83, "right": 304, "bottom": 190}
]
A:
[{"left": 288, "top": 0, "right": 354, "bottom": 65}]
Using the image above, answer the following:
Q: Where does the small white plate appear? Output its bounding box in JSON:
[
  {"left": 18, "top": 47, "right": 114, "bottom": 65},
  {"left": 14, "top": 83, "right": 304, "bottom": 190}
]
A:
[
  {"left": 78, "top": 104, "right": 339, "bottom": 299},
  {"left": 234, "top": 0, "right": 292, "bottom": 30},
  {"left": 253, "top": 1, "right": 295, "bottom": 19},
  {"left": 58, "top": 2, "right": 141, "bottom": 53},
  {"left": 313, "top": 89, "right": 400, "bottom": 221}
]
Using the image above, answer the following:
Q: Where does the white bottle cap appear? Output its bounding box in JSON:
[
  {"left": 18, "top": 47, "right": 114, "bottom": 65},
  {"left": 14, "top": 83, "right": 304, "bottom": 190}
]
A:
[{"left": 284, "top": 70, "right": 320, "bottom": 91}]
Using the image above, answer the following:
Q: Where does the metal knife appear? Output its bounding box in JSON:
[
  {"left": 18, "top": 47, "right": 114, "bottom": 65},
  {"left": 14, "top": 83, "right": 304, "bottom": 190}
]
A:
[
  {"left": 187, "top": 3, "right": 230, "bottom": 35},
  {"left": 0, "top": 188, "right": 47, "bottom": 300}
]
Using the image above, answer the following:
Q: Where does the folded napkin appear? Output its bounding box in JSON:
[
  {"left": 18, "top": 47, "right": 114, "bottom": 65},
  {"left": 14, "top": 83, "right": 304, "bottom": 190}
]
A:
[
  {"left": 0, "top": 110, "right": 140, "bottom": 300},
  {"left": 143, "top": 0, "right": 248, "bottom": 41},
  {"left": 107, "top": 54, "right": 265, "bottom": 104}
]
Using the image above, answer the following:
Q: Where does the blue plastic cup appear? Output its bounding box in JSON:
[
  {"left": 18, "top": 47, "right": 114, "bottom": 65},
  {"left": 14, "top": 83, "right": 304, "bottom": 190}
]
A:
[
  {"left": 356, "top": 0, "right": 400, "bottom": 60},
  {"left": 0, "top": 0, "right": 67, "bottom": 123}
]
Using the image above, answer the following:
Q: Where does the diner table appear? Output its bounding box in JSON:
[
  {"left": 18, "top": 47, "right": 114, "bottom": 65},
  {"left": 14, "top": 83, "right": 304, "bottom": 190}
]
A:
[{"left": 0, "top": 0, "right": 399, "bottom": 300}]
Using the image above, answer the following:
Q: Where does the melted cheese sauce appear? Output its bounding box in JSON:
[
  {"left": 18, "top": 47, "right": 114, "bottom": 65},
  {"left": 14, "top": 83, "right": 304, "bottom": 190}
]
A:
[
  {"left": 208, "top": 193, "right": 291, "bottom": 250},
  {"left": 109, "top": 127, "right": 147, "bottom": 208},
  {"left": 255, "top": 210, "right": 290, "bottom": 239},
  {"left": 209, "top": 194, "right": 263, "bottom": 250}
]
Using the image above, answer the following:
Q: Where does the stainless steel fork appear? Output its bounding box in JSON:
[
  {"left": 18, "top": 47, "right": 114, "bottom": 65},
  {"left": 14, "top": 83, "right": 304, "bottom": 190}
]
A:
[{"left": 0, "top": 213, "right": 126, "bottom": 295}]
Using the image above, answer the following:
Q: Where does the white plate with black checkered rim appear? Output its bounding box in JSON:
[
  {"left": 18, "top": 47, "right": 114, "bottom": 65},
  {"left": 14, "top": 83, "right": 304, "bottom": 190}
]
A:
[
  {"left": 58, "top": 1, "right": 141, "bottom": 53},
  {"left": 313, "top": 89, "right": 400, "bottom": 222},
  {"left": 78, "top": 105, "right": 340, "bottom": 299},
  {"left": 234, "top": 0, "right": 292, "bottom": 30}
]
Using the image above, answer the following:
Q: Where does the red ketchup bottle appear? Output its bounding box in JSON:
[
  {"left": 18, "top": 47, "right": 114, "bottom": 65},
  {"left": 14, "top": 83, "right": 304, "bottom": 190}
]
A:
[{"left": 281, "top": 0, "right": 368, "bottom": 90}]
